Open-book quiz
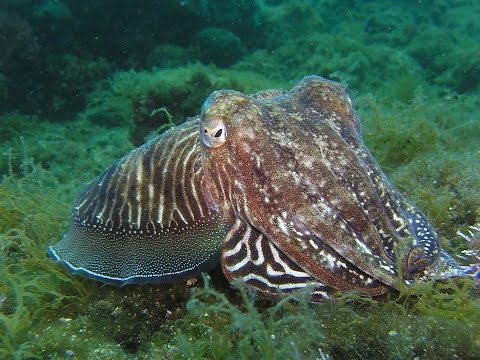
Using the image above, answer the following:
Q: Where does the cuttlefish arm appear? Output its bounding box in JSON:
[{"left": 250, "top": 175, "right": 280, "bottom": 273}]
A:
[
  {"left": 200, "top": 75, "right": 460, "bottom": 299},
  {"left": 49, "top": 119, "right": 225, "bottom": 285},
  {"left": 220, "top": 217, "right": 337, "bottom": 300}
]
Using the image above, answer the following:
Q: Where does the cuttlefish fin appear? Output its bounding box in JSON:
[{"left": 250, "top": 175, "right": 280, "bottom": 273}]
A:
[
  {"left": 49, "top": 119, "right": 226, "bottom": 285},
  {"left": 221, "top": 217, "right": 333, "bottom": 300}
]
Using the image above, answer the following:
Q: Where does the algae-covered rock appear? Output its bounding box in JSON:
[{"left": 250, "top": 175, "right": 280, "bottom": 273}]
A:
[
  {"left": 32, "top": 0, "right": 72, "bottom": 19},
  {"left": 146, "top": 44, "right": 199, "bottom": 69},
  {"left": 43, "top": 54, "right": 113, "bottom": 119},
  {"left": 255, "top": 1, "right": 326, "bottom": 49},
  {"left": 437, "top": 48, "right": 480, "bottom": 93},
  {"left": 194, "top": 27, "right": 247, "bottom": 67},
  {"left": 183, "top": 0, "right": 260, "bottom": 45},
  {"left": 0, "top": 72, "right": 7, "bottom": 106}
]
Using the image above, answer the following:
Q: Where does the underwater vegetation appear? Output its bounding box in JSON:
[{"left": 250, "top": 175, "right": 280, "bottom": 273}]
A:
[
  {"left": 158, "top": 276, "right": 480, "bottom": 359},
  {"left": 0, "top": 0, "right": 479, "bottom": 358},
  {"left": 83, "top": 63, "right": 279, "bottom": 145}
]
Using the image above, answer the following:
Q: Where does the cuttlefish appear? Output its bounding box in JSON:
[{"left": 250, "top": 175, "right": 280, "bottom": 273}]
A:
[{"left": 49, "top": 76, "right": 464, "bottom": 300}]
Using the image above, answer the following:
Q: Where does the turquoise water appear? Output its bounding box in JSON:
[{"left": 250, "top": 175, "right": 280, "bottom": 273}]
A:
[{"left": 0, "top": 1, "right": 479, "bottom": 358}]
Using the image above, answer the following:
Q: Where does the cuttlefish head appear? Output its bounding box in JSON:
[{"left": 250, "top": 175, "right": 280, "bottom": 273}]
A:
[
  {"left": 199, "top": 76, "right": 360, "bottom": 229},
  {"left": 199, "top": 88, "right": 268, "bottom": 219}
]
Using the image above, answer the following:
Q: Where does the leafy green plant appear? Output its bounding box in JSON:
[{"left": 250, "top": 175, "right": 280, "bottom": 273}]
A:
[{"left": 165, "top": 277, "right": 327, "bottom": 360}]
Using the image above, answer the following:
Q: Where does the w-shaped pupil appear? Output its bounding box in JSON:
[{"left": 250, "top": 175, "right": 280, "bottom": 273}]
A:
[{"left": 214, "top": 129, "right": 223, "bottom": 137}]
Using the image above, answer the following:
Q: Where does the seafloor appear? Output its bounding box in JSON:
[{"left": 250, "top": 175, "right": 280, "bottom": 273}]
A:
[{"left": 0, "top": 0, "right": 479, "bottom": 359}]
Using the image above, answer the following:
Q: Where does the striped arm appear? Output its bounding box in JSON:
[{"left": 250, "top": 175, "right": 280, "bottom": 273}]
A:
[
  {"left": 221, "top": 217, "right": 334, "bottom": 300},
  {"left": 49, "top": 118, "right": 226, "bottom": 284}
]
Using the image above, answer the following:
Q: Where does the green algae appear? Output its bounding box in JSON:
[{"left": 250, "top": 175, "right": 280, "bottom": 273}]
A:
[
  {"left": 146, "top": 276, "right": 480, "bottom": 360},
  {"left": 0, "top": 113, "right": 132, "bottom": 186},
  {"left": 164, "top": 280, "right": 325, "bottom": 359},
  {"left": 0, "top": 167, "right": 89, "bottom": 359}
]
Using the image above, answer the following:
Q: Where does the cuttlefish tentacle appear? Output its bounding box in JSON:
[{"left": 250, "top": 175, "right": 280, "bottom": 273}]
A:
[{"left": 49, "top": 119, "right": 225, "bottom": 284}]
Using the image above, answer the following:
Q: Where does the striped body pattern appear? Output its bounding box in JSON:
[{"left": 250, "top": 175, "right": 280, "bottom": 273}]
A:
[
  {"left": 49, "top": 75, "right": 464, "bottom": 299},
  {"left": 50, "top": 120, "right": 225, "bottom": 283}
]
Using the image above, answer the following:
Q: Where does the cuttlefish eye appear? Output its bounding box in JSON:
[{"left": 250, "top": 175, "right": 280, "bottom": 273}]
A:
[{"left": 201, "top": 118, "right": 227, "bottom": 148}]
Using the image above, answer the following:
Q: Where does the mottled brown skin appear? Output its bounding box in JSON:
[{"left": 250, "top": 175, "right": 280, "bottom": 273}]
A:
[{"left": 200, "top": 76, "right": 463, "bottom": 298}]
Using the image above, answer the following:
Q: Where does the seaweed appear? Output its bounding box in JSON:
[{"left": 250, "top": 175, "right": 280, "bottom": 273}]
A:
[
  {"left": 0, "top": 156, "right": 90, "bottom": 358},
  {"left": 146, "top": 275, "right": 480, "bottom": 360},
  {"left": 0, "top": 274, "right": 38, "bottom": 359},
  {"left": 158, "top": 276, "right": 327, "bottom": 359}
]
